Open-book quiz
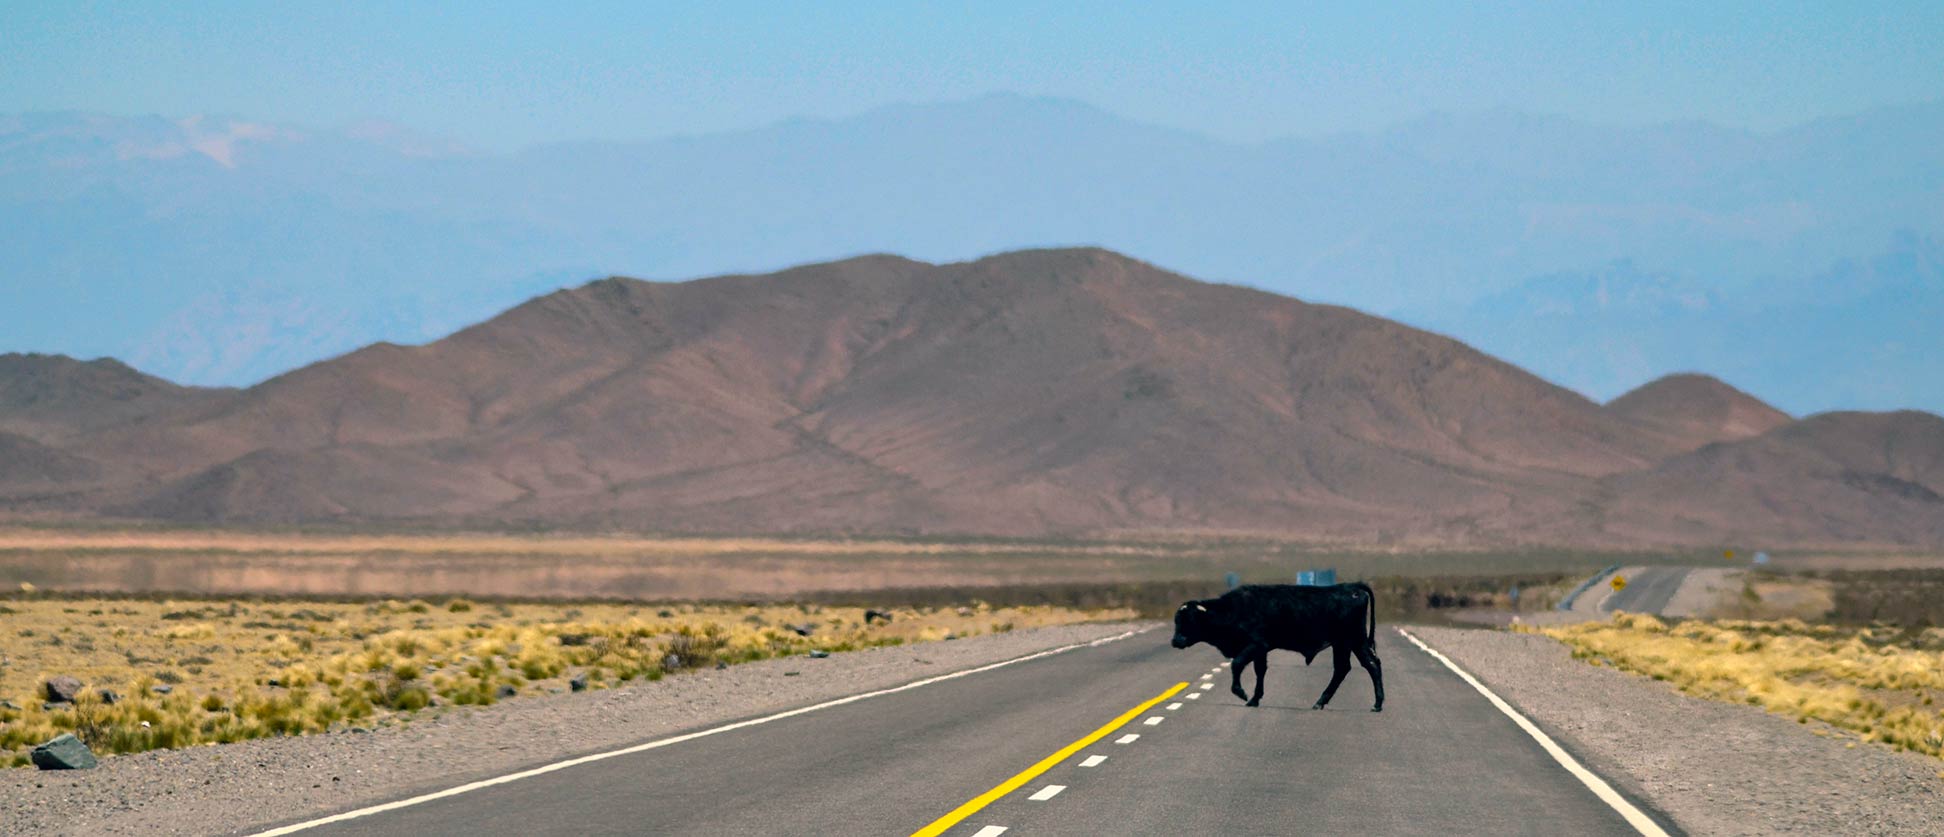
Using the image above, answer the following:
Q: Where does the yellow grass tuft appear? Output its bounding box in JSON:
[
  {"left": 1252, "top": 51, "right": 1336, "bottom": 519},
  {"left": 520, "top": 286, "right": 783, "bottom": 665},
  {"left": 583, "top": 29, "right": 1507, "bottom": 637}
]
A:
[{"left": 1539, "top": 615, "right": 1944, "bottom": 760}]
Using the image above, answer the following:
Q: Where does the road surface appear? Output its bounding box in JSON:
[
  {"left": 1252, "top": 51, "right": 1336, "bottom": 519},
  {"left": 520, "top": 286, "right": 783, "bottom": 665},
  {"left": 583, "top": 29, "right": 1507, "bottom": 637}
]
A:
[
  {"left": 257, "top": 626, "right": 1672, "bottom": 837},
  {"left": 1597, "top": 567, "right": 1692, "bottom": 615}
]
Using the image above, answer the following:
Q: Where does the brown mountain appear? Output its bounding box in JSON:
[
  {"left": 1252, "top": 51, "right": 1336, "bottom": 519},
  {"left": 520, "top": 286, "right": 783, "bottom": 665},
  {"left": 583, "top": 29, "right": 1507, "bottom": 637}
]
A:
[
  {"left": 1606, "top": 373, "right": 1792, "bottom": 452},
  {"left": 0, "top": 353, "right": 227, "bottom": 443},
  {"left": 1597, "top": 411, "right": 1944, "bottom": 546},
  {"left": 3, "top": 248, "right": 1939, "bottom": 546}
]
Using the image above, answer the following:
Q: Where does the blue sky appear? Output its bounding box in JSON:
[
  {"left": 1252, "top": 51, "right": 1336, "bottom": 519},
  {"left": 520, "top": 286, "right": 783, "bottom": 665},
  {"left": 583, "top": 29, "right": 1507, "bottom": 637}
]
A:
[{"left": 5, "top": 1, "right": 1943, "bottom": 150}]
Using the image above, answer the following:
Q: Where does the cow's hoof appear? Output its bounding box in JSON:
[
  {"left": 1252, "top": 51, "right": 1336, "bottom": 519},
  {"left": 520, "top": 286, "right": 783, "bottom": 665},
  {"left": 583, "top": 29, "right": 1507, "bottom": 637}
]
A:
[
  {"left": 1372, "top": 706, "right": 1383, "bottom": 712},
  {"left": 1245, "top": 699, "right": 1260, "bottom": 707},
  {"left": 1310, "top": 703, "right": 1326, "bottom": 710},
  {"left": 1231, "top": 690, "right": 1248, "bottom": 702}
]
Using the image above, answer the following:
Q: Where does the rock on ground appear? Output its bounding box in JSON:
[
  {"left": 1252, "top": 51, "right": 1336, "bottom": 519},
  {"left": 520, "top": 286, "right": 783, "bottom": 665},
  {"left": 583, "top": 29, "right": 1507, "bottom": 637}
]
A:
[
  {"left": 30, "top": 734, "right": 97, "bottom": 770},
  {"left": 42, "top": 676, "right": 83, "bottom": 703}
]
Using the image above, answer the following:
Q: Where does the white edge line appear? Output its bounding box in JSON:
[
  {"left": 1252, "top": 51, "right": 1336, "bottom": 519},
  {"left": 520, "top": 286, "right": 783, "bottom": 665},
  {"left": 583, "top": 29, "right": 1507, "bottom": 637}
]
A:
[
  {"left": 1396, "top": 628, "right": 1669, "bottom": 837},
  {"left": 970, "top": 826, "right": 1009, "bottom": 837},
  {"left": 245, "top": 627, "right": 1149, "bottom": 836}
]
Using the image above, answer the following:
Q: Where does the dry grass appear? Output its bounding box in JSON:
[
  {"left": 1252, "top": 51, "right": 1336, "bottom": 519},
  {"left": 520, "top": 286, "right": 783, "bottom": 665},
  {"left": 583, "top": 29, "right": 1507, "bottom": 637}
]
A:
[
  {"left": 0, "top": 594, "right": 1129, "bottom": 767},
  {"left": 1700, "top": 572, "right": 1835, "bottom": 621},
  {"left": 0, "top": 527, "right": 1177, "bottom": 558},
  {"left": 1537, "top": 614, "right": 1944, "bottom": 759},
  {"left": 0, "top": 524, "right": 1668, "bottom": 603}
]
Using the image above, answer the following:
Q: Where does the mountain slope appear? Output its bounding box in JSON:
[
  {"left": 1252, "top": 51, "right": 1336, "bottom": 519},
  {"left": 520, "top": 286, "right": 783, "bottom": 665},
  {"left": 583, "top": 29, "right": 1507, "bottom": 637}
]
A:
[
  {"left": 1606, "top": 373, "right": 1792, "bottom": 452},
  {"left": 7, "top": 248, "right": 1939, "bottom": 546},
  {"left": 0, "top": 353, "right": 230, "bottom": 442},
  {"left": 1598, "top": 411, "right": 1944, "bottom": 546},
  {"left": 56, "top": 249, "right": 1664, "bottom": 538}
]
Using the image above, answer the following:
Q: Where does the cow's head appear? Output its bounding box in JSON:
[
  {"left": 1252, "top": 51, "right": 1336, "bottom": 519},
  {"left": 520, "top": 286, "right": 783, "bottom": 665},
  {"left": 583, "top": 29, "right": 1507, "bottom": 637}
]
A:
[{"left": 1171, "top": 600, "right": 1214, "bottom": 649}]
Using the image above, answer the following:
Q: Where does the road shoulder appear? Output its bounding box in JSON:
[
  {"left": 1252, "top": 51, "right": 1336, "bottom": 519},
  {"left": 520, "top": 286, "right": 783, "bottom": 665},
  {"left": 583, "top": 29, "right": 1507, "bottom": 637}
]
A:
[
  {"left": 0, "top": 621, "right": 1150, "bottom": 837},
  {"left": 1410, "top": 626, "right": 1944, "bottom": 837}
]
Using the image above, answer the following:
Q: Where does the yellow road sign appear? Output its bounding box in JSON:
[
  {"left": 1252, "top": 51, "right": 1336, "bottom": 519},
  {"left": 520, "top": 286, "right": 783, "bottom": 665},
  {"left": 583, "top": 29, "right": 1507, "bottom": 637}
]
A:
[
  {"left": 1610, "top": 575, "right": 1628, "bottom": 592},
  {"left": 1724, "top": 549, "right": 1736, "bottom": 560}
]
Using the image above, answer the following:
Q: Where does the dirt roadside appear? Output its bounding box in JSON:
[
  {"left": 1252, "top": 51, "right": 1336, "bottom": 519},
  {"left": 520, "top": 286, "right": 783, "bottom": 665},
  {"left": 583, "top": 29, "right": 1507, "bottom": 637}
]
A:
[
  {"left": 1411, "top": 626, "right": 1944, "bottom": 836},
  {"left": 0, "top": 621, "right": 1148, "bottom": 836}
]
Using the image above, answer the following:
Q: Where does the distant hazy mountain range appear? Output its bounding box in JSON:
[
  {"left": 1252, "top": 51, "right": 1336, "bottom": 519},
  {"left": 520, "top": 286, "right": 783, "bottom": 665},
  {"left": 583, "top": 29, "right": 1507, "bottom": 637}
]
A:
[
  {"left": 4, "top": 249, "right": 1940, "bottom": 547},
  {"left": 3, "top": 96, "right": 1940, "bottom": 414},
  {"left": 1405, "top": 231, "right": 1944, "bottom": 415}
]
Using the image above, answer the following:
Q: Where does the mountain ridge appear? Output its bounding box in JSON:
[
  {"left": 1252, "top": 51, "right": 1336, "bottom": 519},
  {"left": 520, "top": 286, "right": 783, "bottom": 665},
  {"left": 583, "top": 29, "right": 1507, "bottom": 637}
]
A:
[
  {"left": 6, "top": 96, "right": 1941, "bottom": 413},
  {"left": 4, "top": 248, "right": 1938, "bottom": 547}
]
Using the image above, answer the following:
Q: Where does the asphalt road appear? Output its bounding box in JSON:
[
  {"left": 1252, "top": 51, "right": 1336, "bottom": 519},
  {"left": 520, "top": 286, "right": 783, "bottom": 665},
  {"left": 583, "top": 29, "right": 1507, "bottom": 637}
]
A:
[
  {"left": 1597, "top": 567, "right": 1692, "bottom": 615},
  {"left": 268, "top": 625, "right": 1669, "bottom": 837}
]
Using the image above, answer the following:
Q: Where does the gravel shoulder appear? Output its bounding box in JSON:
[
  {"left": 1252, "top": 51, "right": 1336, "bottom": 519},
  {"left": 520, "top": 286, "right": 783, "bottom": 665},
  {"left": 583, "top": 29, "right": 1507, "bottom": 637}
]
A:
[
  {"left": 1661, "top": 568, "right": 1738, "bottom": 618},
  {"left": 1411, "top": 625, "right": 1944, "bottom": 836},
  {"left": 1, "top": 621, "right": 1150, "bottom": 837}
]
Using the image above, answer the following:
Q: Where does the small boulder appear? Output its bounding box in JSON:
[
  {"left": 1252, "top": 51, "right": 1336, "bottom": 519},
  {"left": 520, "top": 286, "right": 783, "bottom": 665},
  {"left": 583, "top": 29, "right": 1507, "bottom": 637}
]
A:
[
  {"left": 569, "top": 674, "right": 588, "bottom": 692},
  {"left": 97, "top": 689, "right": 120, "bottom": 705},
  {"left": 495, "top": 684, "right": 518, "bottom": 699},
  {"left": 713, "top": 660, "right": 728, "bottom": 670},
  {"left": 786, "top": 623, "right": 814, "bottom": 637},
  {"left": 151, "top": 685, "right": 173, "bottom": 695},
  {"left": 0, "top": 699, "right": 21, "bottom": 711},
  {"left": 808, "top": 650, "right": 830, "bottom": 659},
  {"left": 663, "top": 653, "right": 683, "bottom": 670},
  {"left": 864, "top": 609, "right": 892, "bottom": 625},
  {"left": 43, "top": 676, "right": 83, "bottom": 704},
  {"left": 31, "top": 733, "right": 97, "bottom": 770}
]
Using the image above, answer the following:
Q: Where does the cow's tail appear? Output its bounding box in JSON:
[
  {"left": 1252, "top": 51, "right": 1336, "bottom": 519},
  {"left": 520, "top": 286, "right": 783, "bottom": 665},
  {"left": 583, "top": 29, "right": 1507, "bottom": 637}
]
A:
[{"left": 1351, "top": 581, "right": 1377, "bottom": 649}]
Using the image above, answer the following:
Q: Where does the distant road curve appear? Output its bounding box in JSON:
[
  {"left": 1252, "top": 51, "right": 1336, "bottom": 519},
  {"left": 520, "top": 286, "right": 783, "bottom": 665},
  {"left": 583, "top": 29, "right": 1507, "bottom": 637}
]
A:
[{"left": 1596, "top": 567, "right": 1693, "bottom": 615}]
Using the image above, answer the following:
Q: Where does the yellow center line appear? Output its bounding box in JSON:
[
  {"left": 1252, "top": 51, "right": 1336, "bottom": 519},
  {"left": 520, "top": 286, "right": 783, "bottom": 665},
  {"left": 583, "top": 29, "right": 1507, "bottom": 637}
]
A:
[{"left": 910, "top": 681, "right": 1190, "bottom": 837}]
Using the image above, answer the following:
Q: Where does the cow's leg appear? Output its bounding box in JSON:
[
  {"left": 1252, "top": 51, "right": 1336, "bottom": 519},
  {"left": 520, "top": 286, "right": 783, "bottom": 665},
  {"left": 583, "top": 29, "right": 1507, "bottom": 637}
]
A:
[
  {"left": 1354, "top": 645, "right": 1385, "bottom": 712},
  {"left": 1313, "top": 645, "right": 1352, "bottom": 709},
  {"left": 1229, "top": 644, "right": 1263, "bottom": 702},
  {"left": 1246, "top": 649, "right": 1268, "bottom": 707}
]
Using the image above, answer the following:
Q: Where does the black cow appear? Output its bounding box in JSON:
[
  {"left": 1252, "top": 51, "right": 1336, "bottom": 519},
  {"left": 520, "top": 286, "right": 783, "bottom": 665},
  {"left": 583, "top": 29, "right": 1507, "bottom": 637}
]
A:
[{"left": 1171, "top": 582, "right": 1384, "bottom": 711}]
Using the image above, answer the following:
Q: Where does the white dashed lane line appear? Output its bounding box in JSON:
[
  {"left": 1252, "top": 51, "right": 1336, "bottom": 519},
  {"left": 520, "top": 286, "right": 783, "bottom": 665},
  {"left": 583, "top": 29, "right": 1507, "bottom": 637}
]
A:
[
  {"left": 1200, "top": 674, "right": 1213, "bottom": 680},
  {"left": 954, "top": 672, "right": 1200, "bottom": 834},
  {"left": 1198, "top": 683, "right": 1214, "bottom": 690},
  {"left": 1185, "top": 692, "right": 1200, "bottom": 699},
  {"left": 1027, "top": 785, "right": 1066, "bottom": 801}
]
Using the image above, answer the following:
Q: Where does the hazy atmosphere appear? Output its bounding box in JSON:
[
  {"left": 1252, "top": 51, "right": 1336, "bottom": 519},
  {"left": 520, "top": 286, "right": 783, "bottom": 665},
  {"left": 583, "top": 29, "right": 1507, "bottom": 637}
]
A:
[
  {"left": 5, "top": 2, "right": 1944, "bottom": 415},
  {"left": 8, "top": 6, "right": 1944, "bottom": 834}
]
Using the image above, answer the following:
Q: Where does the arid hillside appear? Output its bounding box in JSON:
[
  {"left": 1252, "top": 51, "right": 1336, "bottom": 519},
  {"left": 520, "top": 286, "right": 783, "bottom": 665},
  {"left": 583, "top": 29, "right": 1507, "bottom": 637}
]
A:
[
  {"left": 1604, "top": 373, "right": 1794, "bottom": 451},
  {"left": 2, "top": 248, "right": 1938, "bottom": 546}
]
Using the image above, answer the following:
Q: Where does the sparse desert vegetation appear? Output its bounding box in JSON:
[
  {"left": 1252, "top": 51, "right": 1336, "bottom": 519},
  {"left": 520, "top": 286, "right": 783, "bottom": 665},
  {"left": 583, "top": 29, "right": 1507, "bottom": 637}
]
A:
[
  {"left": 1538, "top": 614, "right": 1944, "bottom": 759},
  {"left": 0, "top": 523, "right": 1658, "bottom": 602},
  {"left": 0, "top": 592, "right": 1129, "bottom": 767}
]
